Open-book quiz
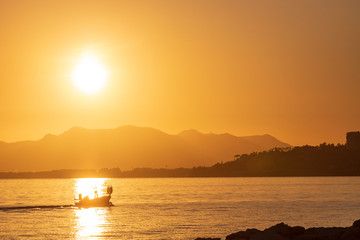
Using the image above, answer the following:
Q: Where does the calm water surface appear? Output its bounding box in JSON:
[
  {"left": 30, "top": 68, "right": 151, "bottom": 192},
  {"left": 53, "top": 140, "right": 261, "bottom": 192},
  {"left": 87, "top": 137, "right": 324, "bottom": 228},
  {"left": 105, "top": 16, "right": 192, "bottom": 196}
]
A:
[{"left": 1, "top": 177, "right": 360, "bottom": 239}]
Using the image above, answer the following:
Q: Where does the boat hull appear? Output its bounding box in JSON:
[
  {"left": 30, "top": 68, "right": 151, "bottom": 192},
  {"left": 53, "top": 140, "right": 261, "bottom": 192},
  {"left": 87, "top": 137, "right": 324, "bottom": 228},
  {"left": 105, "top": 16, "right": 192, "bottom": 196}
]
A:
[{"left": 75, "top": 196, "right": 113, "bottom": 208}]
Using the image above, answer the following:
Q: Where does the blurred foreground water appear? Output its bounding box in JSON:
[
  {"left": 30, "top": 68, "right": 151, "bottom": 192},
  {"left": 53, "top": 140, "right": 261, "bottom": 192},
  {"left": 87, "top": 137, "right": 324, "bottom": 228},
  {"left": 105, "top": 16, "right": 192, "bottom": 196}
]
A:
[{"left": 1, "top": 177, "right": 360, "bottom": 239}]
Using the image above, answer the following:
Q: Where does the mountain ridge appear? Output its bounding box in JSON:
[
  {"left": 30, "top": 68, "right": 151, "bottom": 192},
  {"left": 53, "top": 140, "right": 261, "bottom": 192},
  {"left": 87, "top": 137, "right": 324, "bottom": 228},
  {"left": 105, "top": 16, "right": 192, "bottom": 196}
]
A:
[{"left": 0, "top": 126, "right": 290, "bottom": 172}]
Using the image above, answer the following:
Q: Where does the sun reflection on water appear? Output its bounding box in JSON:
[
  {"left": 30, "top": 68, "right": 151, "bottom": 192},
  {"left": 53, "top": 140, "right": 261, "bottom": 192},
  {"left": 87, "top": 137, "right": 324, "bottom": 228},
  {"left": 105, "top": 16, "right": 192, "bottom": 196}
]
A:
[
  {"left": 75, "top": 178, "right": 109, "bottom": 199},
  {"left": 75, "top": 208, "right": 108, "bottom": 238},
  {"left": 73, "top": 178, "right": 111, "bottom": 239}
]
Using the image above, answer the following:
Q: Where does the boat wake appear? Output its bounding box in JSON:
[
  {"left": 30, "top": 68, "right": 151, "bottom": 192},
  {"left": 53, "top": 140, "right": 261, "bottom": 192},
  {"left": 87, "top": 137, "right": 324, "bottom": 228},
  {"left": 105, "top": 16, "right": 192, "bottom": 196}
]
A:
[{"left": 0, "top": 205, "right": 74, "bottom": 211}]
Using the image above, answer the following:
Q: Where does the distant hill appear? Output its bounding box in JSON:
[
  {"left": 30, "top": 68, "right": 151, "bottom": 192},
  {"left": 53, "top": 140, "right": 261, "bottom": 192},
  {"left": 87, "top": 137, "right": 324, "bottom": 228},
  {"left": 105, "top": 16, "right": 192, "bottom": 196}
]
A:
[{"left": 0, "top": 126, "right": 290, "bottom": 172}]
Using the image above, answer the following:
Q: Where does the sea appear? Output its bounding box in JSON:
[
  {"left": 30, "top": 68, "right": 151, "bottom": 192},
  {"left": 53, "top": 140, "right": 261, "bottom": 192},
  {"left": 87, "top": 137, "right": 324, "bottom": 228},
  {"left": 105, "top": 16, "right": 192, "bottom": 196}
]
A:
[{"left": 1, "top": 177, "right": 360, "bottom": 240}]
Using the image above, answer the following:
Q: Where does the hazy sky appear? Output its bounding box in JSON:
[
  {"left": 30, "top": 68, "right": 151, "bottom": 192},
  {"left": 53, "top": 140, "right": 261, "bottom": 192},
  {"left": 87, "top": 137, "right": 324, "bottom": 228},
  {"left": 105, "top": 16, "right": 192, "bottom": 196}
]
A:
[{"left": 0, "top": 0, "right": 359, "bottom": 146}]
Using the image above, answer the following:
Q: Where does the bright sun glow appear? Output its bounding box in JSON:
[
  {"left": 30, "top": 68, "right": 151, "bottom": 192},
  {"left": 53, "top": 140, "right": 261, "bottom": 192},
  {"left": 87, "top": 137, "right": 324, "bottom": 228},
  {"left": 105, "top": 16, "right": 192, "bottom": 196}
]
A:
[{"left": 72, "top": 52, "right": 108, "bottom": 94}]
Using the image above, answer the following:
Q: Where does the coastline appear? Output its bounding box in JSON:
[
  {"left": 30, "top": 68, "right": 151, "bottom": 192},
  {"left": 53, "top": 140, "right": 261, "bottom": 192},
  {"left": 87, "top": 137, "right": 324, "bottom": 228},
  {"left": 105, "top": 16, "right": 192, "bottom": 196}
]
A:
[{"left": 2, "top": 167, "right": 360, "bottom": 179}]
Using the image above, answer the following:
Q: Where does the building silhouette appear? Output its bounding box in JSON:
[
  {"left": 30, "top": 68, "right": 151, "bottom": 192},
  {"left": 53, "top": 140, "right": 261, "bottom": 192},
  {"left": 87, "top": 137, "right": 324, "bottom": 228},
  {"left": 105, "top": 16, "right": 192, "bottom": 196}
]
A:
[{"left": 346, "top": 131, "right": 360, "bottom": 150}]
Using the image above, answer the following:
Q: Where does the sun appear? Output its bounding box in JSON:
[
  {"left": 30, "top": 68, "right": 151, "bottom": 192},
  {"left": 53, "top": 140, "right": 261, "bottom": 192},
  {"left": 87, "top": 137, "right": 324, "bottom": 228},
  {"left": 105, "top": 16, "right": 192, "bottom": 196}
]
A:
[{"left": 72, "top": 52, "right": 108, "bottom": 94}]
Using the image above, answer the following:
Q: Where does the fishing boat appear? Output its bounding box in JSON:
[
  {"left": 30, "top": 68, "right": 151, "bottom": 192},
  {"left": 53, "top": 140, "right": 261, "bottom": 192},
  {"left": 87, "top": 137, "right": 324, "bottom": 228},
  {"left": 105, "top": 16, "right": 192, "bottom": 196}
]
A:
[{"left": 75, "top": 186, "right": 113, "bottom": 208}]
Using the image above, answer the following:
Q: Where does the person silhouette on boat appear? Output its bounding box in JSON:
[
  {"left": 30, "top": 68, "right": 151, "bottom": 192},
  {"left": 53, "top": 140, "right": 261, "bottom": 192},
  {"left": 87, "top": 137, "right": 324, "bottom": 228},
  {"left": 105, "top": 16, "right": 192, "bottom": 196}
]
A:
[
  {"left": 94, "top": 190, "right": 98, "bottom": 198},
  {"left": 107, "top": 186, "right": 113, "bottom": 196},
  {"left": 78, "top": 193, "right": 82, "bottom": 200}
]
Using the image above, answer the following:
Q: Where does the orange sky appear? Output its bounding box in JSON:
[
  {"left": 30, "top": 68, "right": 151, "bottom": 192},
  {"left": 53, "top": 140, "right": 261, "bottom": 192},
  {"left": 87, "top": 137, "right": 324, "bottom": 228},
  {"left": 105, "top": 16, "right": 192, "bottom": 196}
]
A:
[{"left": 0, "top": 0, "right": 359, "bottom": 146}]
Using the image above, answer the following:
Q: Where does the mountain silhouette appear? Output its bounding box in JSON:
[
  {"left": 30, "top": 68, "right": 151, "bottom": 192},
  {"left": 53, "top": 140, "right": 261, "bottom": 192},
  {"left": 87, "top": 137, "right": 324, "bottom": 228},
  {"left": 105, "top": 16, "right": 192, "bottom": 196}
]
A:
[{"left": 0, "top": 126, "right": 290, "bottom": 171}]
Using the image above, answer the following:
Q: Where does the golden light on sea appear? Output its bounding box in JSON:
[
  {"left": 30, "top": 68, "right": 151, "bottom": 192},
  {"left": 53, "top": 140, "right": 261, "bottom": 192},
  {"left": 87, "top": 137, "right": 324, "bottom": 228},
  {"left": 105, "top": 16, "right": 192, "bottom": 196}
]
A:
[
  {"left": 75, "top": 208, "right": 108, "bottom": 239},
  {"left": 73, "top": 178, "right": 111, "bottom": 238},
  {"left": 74, "top": 178, "right": 109, "bottom": 200}
]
